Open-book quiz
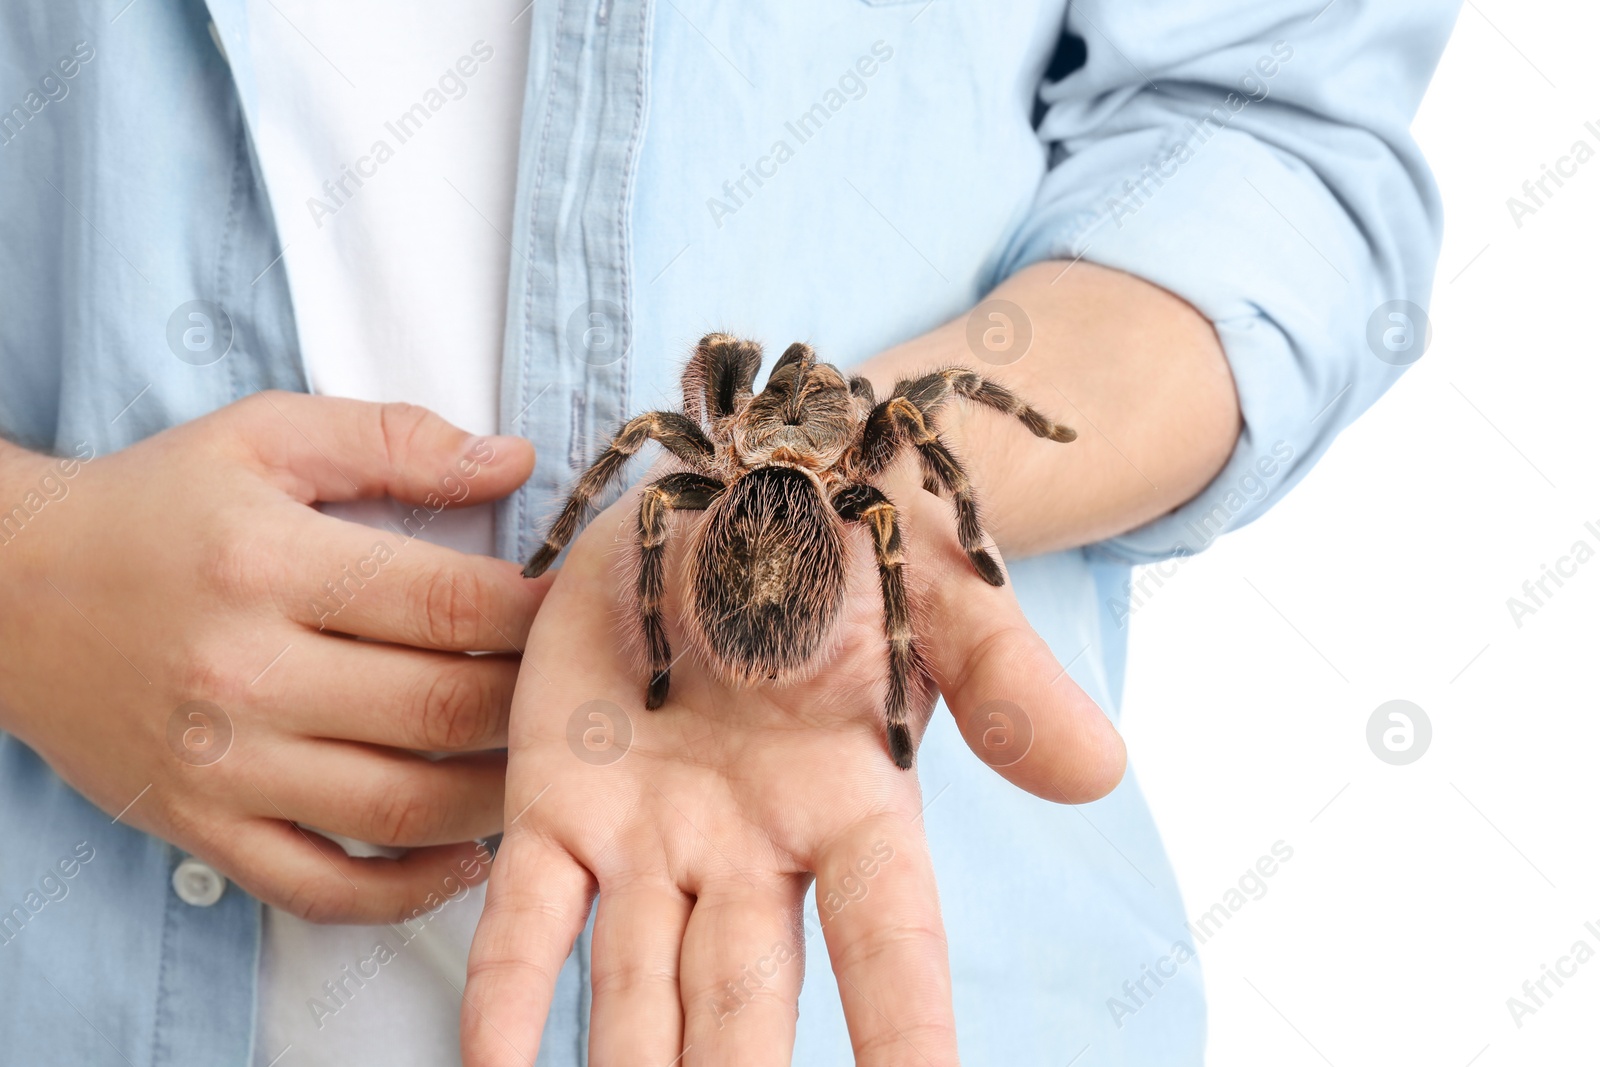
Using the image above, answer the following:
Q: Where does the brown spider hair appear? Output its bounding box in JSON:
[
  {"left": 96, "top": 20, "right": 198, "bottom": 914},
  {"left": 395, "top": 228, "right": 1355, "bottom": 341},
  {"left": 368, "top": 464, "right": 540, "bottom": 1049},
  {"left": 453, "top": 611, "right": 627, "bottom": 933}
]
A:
[{"left": 523, "top": 333, "right": 1075, "bottom": 768}]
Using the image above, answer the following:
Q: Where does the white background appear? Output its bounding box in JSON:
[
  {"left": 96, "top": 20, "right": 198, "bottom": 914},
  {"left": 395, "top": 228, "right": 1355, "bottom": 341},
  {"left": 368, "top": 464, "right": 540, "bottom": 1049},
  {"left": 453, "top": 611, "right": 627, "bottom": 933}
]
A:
[{"left": 1122, "top": 3, "right": 1600, "bottom": 1064}]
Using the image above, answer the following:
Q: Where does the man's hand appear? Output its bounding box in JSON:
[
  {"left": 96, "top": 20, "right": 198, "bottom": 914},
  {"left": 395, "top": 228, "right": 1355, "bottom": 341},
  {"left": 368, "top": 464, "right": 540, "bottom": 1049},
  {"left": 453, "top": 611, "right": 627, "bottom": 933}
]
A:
[
  {"left": 460, "top": 464, "right": 1125, "bottom": 1066},
  {"left": 461, "top": 259, "right": 1237, "bottom": 1065},
  {"left": 0, "top": 393, "right": 549, "bottom": 923}
]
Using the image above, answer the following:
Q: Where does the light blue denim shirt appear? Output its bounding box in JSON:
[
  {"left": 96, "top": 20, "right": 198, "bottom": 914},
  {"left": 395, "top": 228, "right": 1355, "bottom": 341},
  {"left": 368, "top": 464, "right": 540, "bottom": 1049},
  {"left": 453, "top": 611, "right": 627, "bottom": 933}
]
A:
[{"left": 0, "top": 0, "right": 1457, "bottom": 1063}]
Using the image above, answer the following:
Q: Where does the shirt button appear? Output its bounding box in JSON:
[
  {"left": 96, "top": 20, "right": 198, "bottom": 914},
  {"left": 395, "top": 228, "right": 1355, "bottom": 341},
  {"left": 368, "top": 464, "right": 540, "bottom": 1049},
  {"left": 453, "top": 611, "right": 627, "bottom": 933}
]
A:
[{"left": 172, "top": 857, "right": 227, "bottom": 907}]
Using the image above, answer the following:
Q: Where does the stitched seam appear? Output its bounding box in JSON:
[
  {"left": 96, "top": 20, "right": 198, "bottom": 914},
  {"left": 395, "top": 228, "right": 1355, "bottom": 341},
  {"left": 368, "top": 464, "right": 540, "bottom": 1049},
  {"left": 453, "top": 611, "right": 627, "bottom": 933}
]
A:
[
  {"left": 218, "top": 112, "right": 248, "bottom": 403},
  {"left": 613, "top": 0, "right": 653, "bottom": 421},
  {"left": 149, "top": 849, "right": 180, "bottom": 1066},
  {"left": 518, "top": 0, "right": 571, "bottom": 561}
]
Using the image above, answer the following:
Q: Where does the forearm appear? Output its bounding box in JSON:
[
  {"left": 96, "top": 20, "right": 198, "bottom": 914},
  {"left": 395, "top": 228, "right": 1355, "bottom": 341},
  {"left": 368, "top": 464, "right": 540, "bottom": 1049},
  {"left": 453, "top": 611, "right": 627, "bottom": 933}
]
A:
[{"left": 859, "top": 260, "right": 1241, "bottom": 559}]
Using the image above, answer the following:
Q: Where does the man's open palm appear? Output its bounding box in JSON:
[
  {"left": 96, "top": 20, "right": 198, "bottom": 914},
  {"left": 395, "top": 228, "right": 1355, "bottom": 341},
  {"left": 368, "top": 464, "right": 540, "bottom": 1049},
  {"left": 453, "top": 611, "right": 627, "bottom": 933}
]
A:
[{"left": 461, "top": 468, "right": 1126, "bottom": 1067}]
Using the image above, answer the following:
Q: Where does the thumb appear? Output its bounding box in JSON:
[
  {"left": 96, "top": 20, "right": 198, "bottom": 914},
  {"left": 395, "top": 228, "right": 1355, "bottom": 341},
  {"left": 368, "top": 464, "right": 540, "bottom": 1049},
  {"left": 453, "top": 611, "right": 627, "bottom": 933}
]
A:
[
  {"left": 230, "top": 391, "right": 536, "bottom": 506},
  {"left": 918, "top": 545, "right": 1126, "bottom": 804}
]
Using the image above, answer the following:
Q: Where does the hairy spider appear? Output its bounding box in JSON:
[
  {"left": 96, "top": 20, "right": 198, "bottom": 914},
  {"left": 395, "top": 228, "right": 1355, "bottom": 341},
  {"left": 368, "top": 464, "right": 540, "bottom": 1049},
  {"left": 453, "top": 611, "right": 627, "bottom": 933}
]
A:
[{"left": 522, "top": 333, "right": 1076, "bottom": 768}]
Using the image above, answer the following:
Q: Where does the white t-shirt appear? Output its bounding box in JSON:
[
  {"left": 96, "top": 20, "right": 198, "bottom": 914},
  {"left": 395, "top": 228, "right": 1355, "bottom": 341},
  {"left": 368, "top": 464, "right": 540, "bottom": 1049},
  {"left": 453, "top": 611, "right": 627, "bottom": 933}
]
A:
[{"left": 242, "top": 4, "right": 530, "bottom": 1064}]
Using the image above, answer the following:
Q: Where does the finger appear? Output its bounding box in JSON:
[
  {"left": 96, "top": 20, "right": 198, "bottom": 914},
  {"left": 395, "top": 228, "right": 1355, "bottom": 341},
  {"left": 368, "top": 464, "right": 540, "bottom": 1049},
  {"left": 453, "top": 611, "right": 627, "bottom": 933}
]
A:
[
  {"left": 268, "top": 638, "right": 518, "bottom": 751},
  {"left": 291, "top": 516, "right": 554, "bottom": 651},
  {"left": 251, "top": 744, "right": 506, "bottom": 847},
  {"left": 814, "top": 819, "right": 957, "bottom": 1067},
  {"left": 208, "top": 818, "right": 493, "bottom": 924},
  {"left": 588, "top": 879, "right": 693, "bottom": 1066},
  {"left": 912, "top": 504, "right": 1126, "bottom": 801},
  {"left": 233, "top": 390, "right": 535, "bottom": 507},
  {"left": 462, "top": 829, "right": 595, "bottom": 1067},
  {"left": 679, "top": 878, "right": 808, "bottom": 1067}
]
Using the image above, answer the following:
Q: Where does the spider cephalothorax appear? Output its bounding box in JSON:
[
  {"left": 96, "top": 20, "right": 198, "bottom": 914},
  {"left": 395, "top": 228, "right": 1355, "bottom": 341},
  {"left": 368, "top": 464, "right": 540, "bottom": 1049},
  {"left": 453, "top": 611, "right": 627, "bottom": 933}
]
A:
[{"left": 522, "top": 333, "right": 1076, "bottom": 768}]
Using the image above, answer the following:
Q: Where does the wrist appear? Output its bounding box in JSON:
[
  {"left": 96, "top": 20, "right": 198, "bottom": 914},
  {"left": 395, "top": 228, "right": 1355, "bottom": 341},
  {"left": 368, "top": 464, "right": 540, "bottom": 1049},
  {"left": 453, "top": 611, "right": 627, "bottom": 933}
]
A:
[
  {"left": 0, "top": 438, "right": 96, "bottom": 559},
  {"left": 0, "top": 439, "right": 99, "bottom": 734}
]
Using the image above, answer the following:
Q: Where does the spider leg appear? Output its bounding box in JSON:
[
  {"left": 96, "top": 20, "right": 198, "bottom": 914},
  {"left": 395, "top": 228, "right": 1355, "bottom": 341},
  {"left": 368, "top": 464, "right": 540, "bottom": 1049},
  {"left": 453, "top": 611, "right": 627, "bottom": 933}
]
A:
[
  {"left": 859, "top": 397, "right": 1006, "bottom": 587},
  {"left": 834, "top": 483, "right": 920, "bottom": 769},
  {"left": 682, "top": 333, "right": 763, "bottom": 424},
  {"left": 773, "top": 343, "right": 816, "bottom": 424},
  {"left": 847, "top": 374, "right": 879, "bottom": 428},
  {"left": 916, "top": 452, "right": 944, "bottom": 497},
  {"left": 915, "top": 431, "right": 1006, "bottom": 587},
  {"left": 637, "top": 472, "right": 726, "bottom": 709},
  {"left": 850, "top": 376, "right": 935, "bottom": 493},
  {"left": 522, "top": 411, "right": 715, "bottom": 577},
  {"left": 893, "top": 366, "right": 1076, "bottom": 443}
]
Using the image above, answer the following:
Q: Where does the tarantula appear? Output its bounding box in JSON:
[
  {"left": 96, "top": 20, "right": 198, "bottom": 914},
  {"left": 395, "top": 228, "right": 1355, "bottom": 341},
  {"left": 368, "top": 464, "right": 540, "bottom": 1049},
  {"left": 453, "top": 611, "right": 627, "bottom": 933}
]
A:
[{"left": 522, "top": 333, "right": 1075, "bottom": 768}]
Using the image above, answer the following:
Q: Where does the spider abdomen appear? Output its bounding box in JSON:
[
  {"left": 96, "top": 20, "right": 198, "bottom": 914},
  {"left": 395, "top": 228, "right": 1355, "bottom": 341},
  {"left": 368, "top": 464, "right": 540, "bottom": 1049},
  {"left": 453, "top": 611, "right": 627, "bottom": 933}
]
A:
[{"left": 688, "top": 466, "right": 847, "bottom": 686}]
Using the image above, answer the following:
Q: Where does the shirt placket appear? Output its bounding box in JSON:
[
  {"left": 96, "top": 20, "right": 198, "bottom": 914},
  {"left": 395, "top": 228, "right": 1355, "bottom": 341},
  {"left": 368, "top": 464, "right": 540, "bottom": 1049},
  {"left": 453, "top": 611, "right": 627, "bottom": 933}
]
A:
[
  {"left": 497, "top": 0, "right": 655, "bottom": 571},
  {"left": 493, "top": 1, "right": 655, "bottom": 1061}
]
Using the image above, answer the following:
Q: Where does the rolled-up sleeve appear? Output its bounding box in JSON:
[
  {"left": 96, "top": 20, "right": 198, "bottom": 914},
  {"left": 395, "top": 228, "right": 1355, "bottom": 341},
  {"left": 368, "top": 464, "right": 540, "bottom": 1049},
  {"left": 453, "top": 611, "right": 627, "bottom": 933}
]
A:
[{"left": 1000, "top": 0, "right": 1461, "bottom": 562}]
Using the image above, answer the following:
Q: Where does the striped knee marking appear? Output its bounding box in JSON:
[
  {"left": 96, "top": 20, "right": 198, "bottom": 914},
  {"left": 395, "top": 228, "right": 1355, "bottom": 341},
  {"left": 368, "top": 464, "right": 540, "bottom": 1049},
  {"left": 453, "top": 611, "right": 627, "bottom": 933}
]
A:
[{"left": 861, "top": 501, "right": 903, "bottom": 565}]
